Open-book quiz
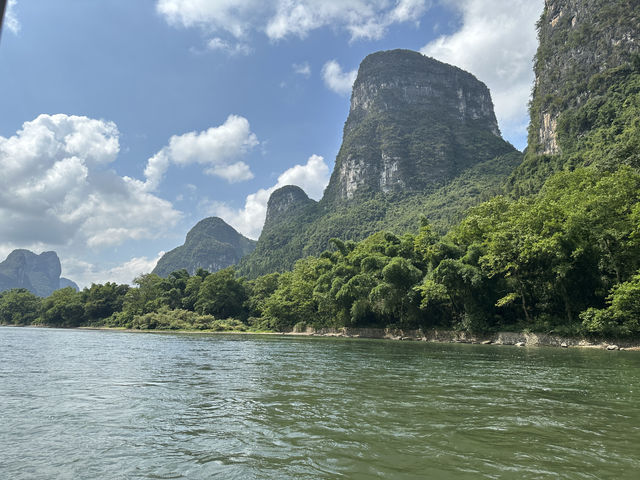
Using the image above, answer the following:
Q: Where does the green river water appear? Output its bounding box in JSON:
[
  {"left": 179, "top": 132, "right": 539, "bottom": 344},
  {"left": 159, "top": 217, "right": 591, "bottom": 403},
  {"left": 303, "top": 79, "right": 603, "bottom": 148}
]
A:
[{"left": 1, "top": 326, "right": 639, "bottom": 479}]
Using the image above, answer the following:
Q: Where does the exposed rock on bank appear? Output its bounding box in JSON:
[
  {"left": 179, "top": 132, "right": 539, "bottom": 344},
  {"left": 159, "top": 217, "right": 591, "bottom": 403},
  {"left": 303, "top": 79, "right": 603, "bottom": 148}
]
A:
[{"left": 289, "top": 326, "right": 638, "bottom": 350}]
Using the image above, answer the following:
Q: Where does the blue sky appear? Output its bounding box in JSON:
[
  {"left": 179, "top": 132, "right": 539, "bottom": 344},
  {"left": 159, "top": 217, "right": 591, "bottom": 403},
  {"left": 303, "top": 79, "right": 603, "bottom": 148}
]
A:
[{"left": 0, "top": 0, "right": 543, "bottom": 286}]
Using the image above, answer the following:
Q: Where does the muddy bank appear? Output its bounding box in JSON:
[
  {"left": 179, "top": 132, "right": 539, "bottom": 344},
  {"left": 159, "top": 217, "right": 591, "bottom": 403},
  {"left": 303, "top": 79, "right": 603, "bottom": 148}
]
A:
[{"left": 288, "top": 326, "right": 640, "bottom": 351}]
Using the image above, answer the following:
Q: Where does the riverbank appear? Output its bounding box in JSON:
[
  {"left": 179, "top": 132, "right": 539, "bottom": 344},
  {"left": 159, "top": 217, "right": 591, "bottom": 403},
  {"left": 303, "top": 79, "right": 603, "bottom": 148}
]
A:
[
  {"left": 4, "top": 324, "right": 638, "bottom": 350},
  {"left": 284, "top": 326, "right": 640, "bottom": 351},
  {"left": 74, "top": 325, "right": 639, "bottom": 351}
]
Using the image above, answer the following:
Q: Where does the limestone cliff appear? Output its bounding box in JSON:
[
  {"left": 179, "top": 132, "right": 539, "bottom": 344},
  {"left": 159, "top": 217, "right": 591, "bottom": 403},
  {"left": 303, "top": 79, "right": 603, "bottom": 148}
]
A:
[
  {"left": 0, "top": 249, "right": 73, "bottom": 297},
  {"left": 530, "top": 0, "right": 639, "bottom": 155},
  {"left": 152, "top": 217, "right": 256, "bottom": 277},
  {"left": 322, "top": 49, "right": 512, "bottom": 204}
]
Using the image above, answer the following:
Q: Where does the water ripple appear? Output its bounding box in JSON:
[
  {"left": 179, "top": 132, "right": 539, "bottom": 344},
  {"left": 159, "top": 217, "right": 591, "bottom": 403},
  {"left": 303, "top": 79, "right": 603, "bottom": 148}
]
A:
[{"left": 1, "top": 328, "right": 640, "bottom": 479}]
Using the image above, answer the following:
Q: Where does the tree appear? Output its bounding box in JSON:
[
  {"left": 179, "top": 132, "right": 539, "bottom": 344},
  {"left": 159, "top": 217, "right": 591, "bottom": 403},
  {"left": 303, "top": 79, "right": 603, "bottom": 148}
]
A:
[
  {"left": 40, "top": 287, "right": 85, "bottom": 327},
  {"left": 82, "top": 282, "right": 129, "bottom": 322},
  {"left": 0, "top": 289, "right": 41, "bottom": 325},
  {"left": 195, "top": 268, "right": 248, "bottom": 320}
]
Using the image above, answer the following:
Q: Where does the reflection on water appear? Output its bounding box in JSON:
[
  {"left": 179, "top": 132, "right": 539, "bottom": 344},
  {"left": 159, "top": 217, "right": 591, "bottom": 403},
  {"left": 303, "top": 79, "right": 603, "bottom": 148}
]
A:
[{"left": 1, "top": 327, "right": 639, "bottom": 479}]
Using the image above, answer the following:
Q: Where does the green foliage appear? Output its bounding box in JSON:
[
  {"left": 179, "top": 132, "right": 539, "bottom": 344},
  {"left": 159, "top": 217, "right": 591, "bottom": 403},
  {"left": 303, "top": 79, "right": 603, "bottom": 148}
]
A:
[
  {"left": 194, "top": 268, "right": 248, "bottom": 320},
  {"left": 581, "top": 271, "right": 640, "bottom": 337},
  {"left": 39, "top": 287, "right": 85, "bottom": 327},
  {"left": 0, "top": 289, "right": 41, "bottom": 325},
  {"left": 82, "top": 282, "right": 129, "bottom": 323},
  {"left": 240, "top": 151, "right": 523, "bottom": 277},
  {"left": 126, "top": 307, "right": 248, "bottom": 332}
]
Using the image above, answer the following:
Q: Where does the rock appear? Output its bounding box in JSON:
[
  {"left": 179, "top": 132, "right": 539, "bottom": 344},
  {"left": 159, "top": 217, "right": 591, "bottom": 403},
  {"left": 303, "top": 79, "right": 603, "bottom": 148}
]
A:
[
  {"left": 515, "top": 342, "right": 525, "bottom": 347},
  {"left": 0, "top": 249, "right": 75, "bottom": 297},
  {"left": 323, "top": 49, "right": 510, "bottom": 203},
  {"left": 481, "top": 340, "right": 492, "bottom": 345},
  {"left": 529, "top": 0, "right": 639, "bottom": 156},
  {"left": 607, "top": 345, "right": 619, "bottom": 351},
  {"left": 561, "top": 342, "right": 568, "bottom": 348}
]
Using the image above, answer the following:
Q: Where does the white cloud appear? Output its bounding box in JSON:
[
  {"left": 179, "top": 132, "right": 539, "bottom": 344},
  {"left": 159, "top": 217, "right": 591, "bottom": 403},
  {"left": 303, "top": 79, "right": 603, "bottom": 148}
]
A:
[
  {"left": 0, "top": 114, "right": 181, "bottom": 253},
  {"left": 322, "top": 60, "right": 357, "bottom": 96},
  {"left": 4, "top": 0, "right": 20, "bottom": 34},
  {"left": 207, "top": 37, "right": 252, "bottom": 55},
  {"left": 144, "top": 115, "right": 259, "bottom": 190},
  {"left": 208, "top": 154, "right": 330, "bottom": 239},
  {"left": 421, "top": 0, "right": 543, "bottom": 144},
  {"left": 207, "top": 161, "right": 254, "bottom": 183},
  {"left": 62, "top": 251, "right": 166, "bottom": 288},
  {"left": 156, "top": 0, "right": 260, "bottom": 38},
  {"left": 156, "top": 0, "right": 431, "bottom": 46},
  {"left": 293, "top": 61, "right": 311, "bottom": 78},
  {"left": 265, "top": 0, "right": 430, "bottom": 41}
]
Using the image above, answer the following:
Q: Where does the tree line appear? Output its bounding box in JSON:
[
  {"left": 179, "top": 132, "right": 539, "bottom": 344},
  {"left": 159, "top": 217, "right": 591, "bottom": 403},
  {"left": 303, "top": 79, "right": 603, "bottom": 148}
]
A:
[{"left": 2, "top": 164, "right": 639, "bottom": 339}]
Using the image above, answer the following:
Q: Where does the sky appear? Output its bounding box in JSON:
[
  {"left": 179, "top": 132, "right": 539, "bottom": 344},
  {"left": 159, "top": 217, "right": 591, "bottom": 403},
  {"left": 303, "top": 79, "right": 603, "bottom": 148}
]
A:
[{"left": 0, "top": 0, "right": 543, "bottom": 287}]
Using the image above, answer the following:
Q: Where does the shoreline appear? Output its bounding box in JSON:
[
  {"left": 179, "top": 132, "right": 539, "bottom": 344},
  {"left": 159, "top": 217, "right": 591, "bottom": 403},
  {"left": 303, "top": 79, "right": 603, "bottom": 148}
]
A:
[
  {"left": 4, "top": 324, "right": 638, "bottom": 351},
  {"left": 68, "top": 325, "right": 640, "bottom": 351},
  {"left": 285, "top": 327, "right": 640, "bottom": 351}
]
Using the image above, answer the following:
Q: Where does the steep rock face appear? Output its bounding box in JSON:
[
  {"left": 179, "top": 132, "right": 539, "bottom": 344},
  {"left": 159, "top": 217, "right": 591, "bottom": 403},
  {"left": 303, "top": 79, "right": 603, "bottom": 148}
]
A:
[
  {"left": 152, "top": 217, "right": 257, "bottom": 277},
  {"left": 322, "top": 49, "right": 513, "bottom": 203},
  {"left": 0, "top": 249, "right": 68, "bottom": 297},
  {"left": 530, "top": 0, "right": 639, "bottom": 155},
  {"left": 265, "top": 185, "right": 316, "bottom": 226}
]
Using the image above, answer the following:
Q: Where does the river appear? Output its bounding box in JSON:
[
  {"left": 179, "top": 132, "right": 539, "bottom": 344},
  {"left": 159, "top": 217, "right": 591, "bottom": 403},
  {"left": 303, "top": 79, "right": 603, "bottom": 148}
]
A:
[{"left": 1, "top": 327, "right": 639, "bottom": 479}]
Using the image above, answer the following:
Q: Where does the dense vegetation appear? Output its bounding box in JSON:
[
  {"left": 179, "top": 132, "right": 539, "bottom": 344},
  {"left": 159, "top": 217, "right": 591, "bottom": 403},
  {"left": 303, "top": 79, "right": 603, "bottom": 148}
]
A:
[
  {"left": 239, "top": 152, "right": 523, "bottom": 277},
  {"left": 3, "top": 161, "right": 639, "bottom": 339}
]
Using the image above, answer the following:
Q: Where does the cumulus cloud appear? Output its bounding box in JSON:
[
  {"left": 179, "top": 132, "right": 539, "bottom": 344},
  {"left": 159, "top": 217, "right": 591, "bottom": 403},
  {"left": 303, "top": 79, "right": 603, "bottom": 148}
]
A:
[
  {"left": 156, "top": 0, "right": 258, "bottom": 38},
  {"left": 4, "top": 0, "right": 20, "bottom": 34},
  {"left": 421, "top": 0, "right": 543, "bottom": 144},
  {"left": 208, "top": 154, "right": 330, "bottom": 239},
  {"left": 0, "top": 114, "right": 181, "bottom": 254},
  {"left": 62, "top": 251, "right": 166, "bottom": 287},
  {"left": 322, "top": 60, "right": 357, "bottom": 95},
  {"left": 156, "top": 0, "right": 431, "bottom": 46},
  {"left": 144, "top": 115, "right": 259, "bottom": 190}
]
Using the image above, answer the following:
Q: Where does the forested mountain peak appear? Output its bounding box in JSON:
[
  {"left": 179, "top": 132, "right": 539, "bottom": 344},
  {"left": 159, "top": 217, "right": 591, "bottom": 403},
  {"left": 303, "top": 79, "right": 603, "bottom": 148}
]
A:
[{"left": 152, "top": 217, "right": 256, "bottom": 277}]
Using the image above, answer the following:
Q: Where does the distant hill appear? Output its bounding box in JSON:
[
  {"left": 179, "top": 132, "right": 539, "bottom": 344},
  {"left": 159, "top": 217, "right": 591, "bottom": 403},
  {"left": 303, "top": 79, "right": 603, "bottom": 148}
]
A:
[
  {"left": 238, "top": 49, "right": 521, "bottom": 277},
  {"left": 152, "top": 217, "right": 257, "bottom": 277},
  {"left": 0, "top": 249, "right": 77, "bottom": 297}
]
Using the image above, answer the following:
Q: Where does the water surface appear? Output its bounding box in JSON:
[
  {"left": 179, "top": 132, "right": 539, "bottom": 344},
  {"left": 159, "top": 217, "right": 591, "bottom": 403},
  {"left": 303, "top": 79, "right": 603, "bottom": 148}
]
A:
[{"left": 1, "top": 327, "right": 639, "bottom": 479}]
